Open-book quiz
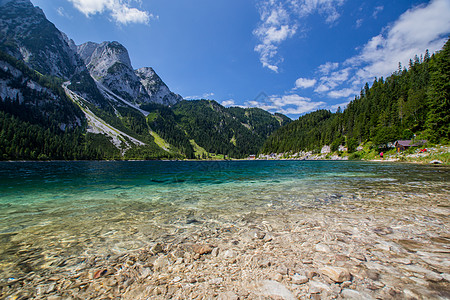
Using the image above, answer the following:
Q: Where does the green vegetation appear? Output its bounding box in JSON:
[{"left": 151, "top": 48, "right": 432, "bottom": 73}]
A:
[
  {"left": 144, "top": 100, "right": 290, "bottom": 159},
  {"left": 0, "top": 50, "right": 288, "bottom": 161},
  {"left": 262, "top": 39, "right": 450, "bottom": 155},
  {"left": 0, "top": 110, "right": 120, "bottom": 160}
]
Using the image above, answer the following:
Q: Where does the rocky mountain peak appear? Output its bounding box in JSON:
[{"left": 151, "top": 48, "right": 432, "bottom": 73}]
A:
[
  {"left": 0, "top": 0, "right": 86, "bottom": 79},
  {"left": 77, "top": 41, "right": 182, "bottom": 106},
  {"left": 78, "top": 41, "right": 133, "bottom": 79},
  {"left": 0, "top": 0, "right": 34, "bottom": 8},
  {"left": 135, "top": 67, "right": 182, "bottom": 106},
  {"left": 135, "top": 67, "right": 156, "bottom": 78}
]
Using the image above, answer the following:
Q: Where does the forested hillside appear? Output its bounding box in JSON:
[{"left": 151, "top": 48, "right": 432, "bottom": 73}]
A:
[
  {"left": 261, "top": 39, "right": 450, "bottom": 154},
  {"left": 145, "top": 100, "right": 291, "bottom": 159}
]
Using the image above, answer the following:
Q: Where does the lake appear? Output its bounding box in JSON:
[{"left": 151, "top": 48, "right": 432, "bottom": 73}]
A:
[{"left": 0, "top": 160, "right": 449, "bottom": 298}]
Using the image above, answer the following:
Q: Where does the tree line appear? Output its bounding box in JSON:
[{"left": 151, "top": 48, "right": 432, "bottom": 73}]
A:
[{"left": 261, "top": 38, "right": 450, "bottom": 154}]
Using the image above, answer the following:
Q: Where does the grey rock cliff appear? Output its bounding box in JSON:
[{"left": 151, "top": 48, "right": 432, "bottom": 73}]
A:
[
  {"left": 0, "top": 0, "right": 87, "bottom": 79},
  {"left": 78, "top": 41, "right": 182, "bottom": 106},
  {"left": 136, "top": 67, "right": 182, "bottom": 106}
]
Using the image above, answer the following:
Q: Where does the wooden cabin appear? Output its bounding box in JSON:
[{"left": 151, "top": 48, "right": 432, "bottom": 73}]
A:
[{"left": 394, "top": 140, "right": 427, "bottom": 152}]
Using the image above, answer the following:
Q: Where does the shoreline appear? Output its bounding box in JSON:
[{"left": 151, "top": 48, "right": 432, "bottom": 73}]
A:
[{"left": 1, "top": 157, "right": 448, "bottom": 164}]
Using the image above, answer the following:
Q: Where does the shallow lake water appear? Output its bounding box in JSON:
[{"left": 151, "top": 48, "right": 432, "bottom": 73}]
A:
[{"left": 0, "top": 160, "right": 449, "bottom": 298}]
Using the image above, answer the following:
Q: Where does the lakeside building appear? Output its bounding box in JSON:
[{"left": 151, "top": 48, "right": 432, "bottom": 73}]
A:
[{"left": 395, "top": 140, "right": 427, "bottom": 152}]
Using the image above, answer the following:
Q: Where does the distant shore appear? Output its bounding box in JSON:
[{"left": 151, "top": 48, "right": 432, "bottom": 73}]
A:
[{"left": 1, "top": 144, "right": 448, "bottom": 165}]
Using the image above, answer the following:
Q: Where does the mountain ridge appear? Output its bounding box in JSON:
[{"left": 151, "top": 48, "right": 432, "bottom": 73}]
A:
[{"left": 0, "top": 0, "right": 290, "bottom": 160}]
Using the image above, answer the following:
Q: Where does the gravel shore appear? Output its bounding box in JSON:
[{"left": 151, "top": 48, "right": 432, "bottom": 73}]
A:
[{"left": 1, "top": 186, "right": 449, "bottom": 299}]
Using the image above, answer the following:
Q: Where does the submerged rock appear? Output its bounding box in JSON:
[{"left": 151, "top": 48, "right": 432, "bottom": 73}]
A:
[{"left": 192, "top": 244, "right": 213, "bottom": 255}]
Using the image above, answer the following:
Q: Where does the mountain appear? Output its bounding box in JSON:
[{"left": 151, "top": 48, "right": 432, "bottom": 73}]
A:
[
  {"left": 0, "top": 0, "right": 290, "bottom": 160},
  {"left": 144, "top": 100, "right": 291, "bottom": 158},
  {"left": 135, "top": 67, "right": 182, "bottom": 106},
  {"left": 262, "top": 39, "right": 450, "bottom": 155},
  {"left": 0, "top": 0, "right": 85, "bottom": 79},
  {"left": 77, "top": 41, "right": 182, "bottom": 106}
]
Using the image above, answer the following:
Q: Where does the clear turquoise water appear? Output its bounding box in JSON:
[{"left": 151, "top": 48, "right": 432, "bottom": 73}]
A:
[{"left": 0, "top": 161, "right": 448, "bottom": 276}]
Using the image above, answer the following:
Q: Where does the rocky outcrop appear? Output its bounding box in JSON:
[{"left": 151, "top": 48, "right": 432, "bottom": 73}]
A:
[
  {"left": 135, "top": 67, "right": 182, "bottom": 106},
  {"left": 77, "top": 41, "right": 182, "bottom": 106},
  {"left": 0, "top": 0, "right": 87, "bottom": 79}
]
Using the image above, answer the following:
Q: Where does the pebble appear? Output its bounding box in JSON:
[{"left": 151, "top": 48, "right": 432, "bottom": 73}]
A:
[
  {"left": 192, "top": 244, "right": 213, "bottom": 255},
  {"left": 315, "top": 243, "right": 331, "bottom": 253},
  {"left": 341, "top": 289, "right": 368, "bottom": 299},
  {"left": 153, "top": 256, "right": 170, "bottom": 271},
  {"left": 320, "top": 266, "right": 351, "bottom": 283},
  {"left": 276, "top": 264, "right": 289, "bottom": 275},
  {"left": 308, "top": 280, "right": 331, "bottom": 294},
  {"left": 220, "top": 249, "right": 237, "bottom": 259},
  {"left": 291, "top": 274, "right": 308, "bottom": 285},
  {"left": 253, "top": 280, "right": 296, "bottom": 300},
  {"left": 151, "top": 243, "right": 164, "bottom": 255},
  {"left": 211, "top": 247, "right": 219, "bottom": 257},
  {"left": 209, "top": 277, "right": 224, "bottom": 285},
  {"left": 3, "top": 187, "right": 449, "bottom": 299},
  {"left": 273, "top": 273, "right": 283, "bottom": 282},
  {"left": 217, "top": 291, "right": 239, "bottom": 300}
]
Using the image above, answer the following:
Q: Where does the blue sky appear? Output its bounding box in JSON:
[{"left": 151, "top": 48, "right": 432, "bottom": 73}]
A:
[{"left": 31, "top": 0, "right": 450, "bottom": 119}]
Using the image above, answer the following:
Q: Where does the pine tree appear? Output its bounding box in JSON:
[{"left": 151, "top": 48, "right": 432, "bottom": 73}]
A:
[{"left": 426, "top": 39, "right": 450, "bottom": 142}]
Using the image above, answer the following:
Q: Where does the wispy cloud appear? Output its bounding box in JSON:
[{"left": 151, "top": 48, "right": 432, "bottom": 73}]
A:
[
  {"left": 253, "top": 1, "right": 297, "bottom": 72},
  {"left": 260, "top": 0, "right": 450, "bottom": 117},
  {"left": 317, "top": 62, "right": 339, "bottom": 75},
  {"left": 308, "top": 0, "right": 450, "bottom": 101},
  {"left": 372, "top": 5, "right": 384, "bottom": 19},
  {"left": 57, "top": 7, "right": 72, "bottom": 19},
  {"left": 355, "top": 18, "right": 363, "bottom": 28},
  {"left": 221, "top": 99, "right": 235, "bottom": 107},
  {"left": 328, "top": 88, "right": 359, "bottom": 99},
  {"left": 67, "top": 0, "right": 154, "bottom": 25},
  {"left": 294, "top": 77, "right": 317, "bottom": 89},
  {"left": 185, "top": 92, "right": 215, "bottom": 100},
  {"left": 345, "top": 0, "right": 450, "bottom": 86},
  {"left": 246, "top": 93, "right": 325, "bottom": 117},
  {"left": 253, "top": 0, "right": 345, "bottom": 72}
]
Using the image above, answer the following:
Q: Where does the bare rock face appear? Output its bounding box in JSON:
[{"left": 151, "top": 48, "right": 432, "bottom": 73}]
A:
[
  {"left": 135, "top": 67, "right": 182, "bottom": 106},
  {"left": 77, "top": 41, "right": 182, "bottom": 106},
  {"left": 0, "top": 0, "right": 87, "bottom": 79}
]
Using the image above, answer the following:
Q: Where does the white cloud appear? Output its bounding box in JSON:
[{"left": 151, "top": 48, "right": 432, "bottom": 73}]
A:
[
  {"left": 57, "top": 7, "right": 72, "bottom": 18},
  {"left": 301, "top": 0, "right": 450, "bottom": 102},
  {"left": 185, "top": 92, "right": 215, "bottom": 100},
  {"left": 246, "top": 93, "right": 325, "bottom": 116},
  {"left": 328, "top": 88, "right": 358, "bottom": 99},
  {"left": 294, "top": 77, "right": 317, "bottom": 89},
  {"left": 314, "top": 84, "right": 330, "bottom": 93},
  {"left": 253, "top": 0, "right": 345, "bottom": 72},
  {"left": 293, "top": 0, "right": 345, "bottom": 23},
  {"left": 317, "top": 62, "right": 339, "bottom": 75},
  {"left": 355, "top": 18, "right": 363, "bottom": 28},
  {"left": 57, "top": 7, "right": 65, "bottom": 16},
  {"left": 221, "top": 99, "right": 235, "bottom": 107},
  {"left": 373, "top": 6, "right": 384, "bottom": 19},
  {"left": 347, "top": 0, "right": 450, "bottom": 82},
  {"left": 253, "top": 2, "right": 297, "bottom": 73},
  {"left": 202, "top": 92, "right": 215, "bottom": 99},
  {"left": 67, "top": 0, "right": 153, "bottom": 25}
]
